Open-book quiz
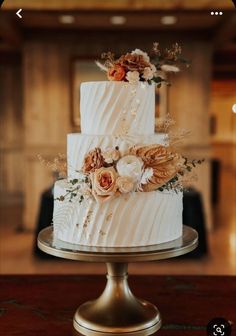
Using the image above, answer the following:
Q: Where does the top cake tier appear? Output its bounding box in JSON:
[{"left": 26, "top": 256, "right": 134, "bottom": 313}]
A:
[{"left": 80, "top": 81, "right": 155, "bottom": 136}]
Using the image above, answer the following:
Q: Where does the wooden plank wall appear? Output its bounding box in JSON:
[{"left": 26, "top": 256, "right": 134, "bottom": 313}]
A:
[
  {"left": 169, "top": 41, "right": 213, "bottom": 230},
  {"left": 23, "top": 41, "right": 70, "bottom": 228},
  {"left": 0, "top": 60, "right": 24, "bottom": 204}
]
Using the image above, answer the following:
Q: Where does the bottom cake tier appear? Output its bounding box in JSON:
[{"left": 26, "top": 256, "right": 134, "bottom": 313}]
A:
[{"left": 53, "top": 179, "right": 183, "bottom": 247}]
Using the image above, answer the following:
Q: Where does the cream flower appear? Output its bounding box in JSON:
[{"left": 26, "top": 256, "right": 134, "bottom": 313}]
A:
[
  {"left": 116, "top": 176, "right": 135, "bottom": 193},
  {"left": 91, "top": 167, "right": 117, "bottom": 203},
  {"left": 116, "top": 155, "right": 143, "bottom": 181},
  {"left": 161, "top": 64, "right": 180, "bottom": 72},
  {"left": 126, "top": 71, "right": 140, "bottom": 84},
  {"left": 131, "top": 48, "right": 150, "bottom": 62},
  {"left": 102, "top": 148, "right": 121, "bottom": 164},
  {"left": 142, "top": 67, "right": 154, "bottom": 80},
  {"left": 150, "top": 64, "right": 157, "bottom": 75}
]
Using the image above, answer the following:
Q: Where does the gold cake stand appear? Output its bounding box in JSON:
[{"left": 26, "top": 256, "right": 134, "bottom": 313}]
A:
[{"left": 38, "top": 225, "right": 198, "bottom": 336}]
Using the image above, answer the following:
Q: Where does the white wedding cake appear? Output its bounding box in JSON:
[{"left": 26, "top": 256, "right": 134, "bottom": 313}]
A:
[
  {"left": 53, "top": 81, "right": 183, "bottom": 247},
  {"left": 52, "top": 45, "right": 198, "bottom": 247}
]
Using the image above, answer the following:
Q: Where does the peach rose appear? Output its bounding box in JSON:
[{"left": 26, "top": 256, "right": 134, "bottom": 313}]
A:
[
  {"left": 82, "top": 148, "right": 104, "bottom": 173},
  {"left": 108, "top": 64, "right": 126, "bottom": 81},
  {"left": 91, "top": 167, "right": 117, "bottom": 203},
  {"left": 116, "top": 176, "right": 135, "bottom": 193}
]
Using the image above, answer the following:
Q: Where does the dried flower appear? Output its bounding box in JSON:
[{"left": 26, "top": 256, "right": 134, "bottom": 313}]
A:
[
  {"left": 164, "top": 43, "right": 182, "bottom": 61},
  {"left": 37, "top": 153, "right": 67, "bottom": 178},
  {"left": 101, "top": 51, "right": 115, "bottom": 64},
  {"left": 96, "top": 42, "right": 188, "bottom": 87},
  {"left": 95, "top": 60, "right": 108, "bottom": 72},
  {"left": 82, "top": 148, "right": 104, "bottom": 173},
  {"left": 161, "top": 64, "right": 180, "bottom": 73},
  {"left": 142, "top": 155, "right": 183, "bottom": 192},
  {"left": 130, "top": 144, "right": 173, "bottom": 167},
  {"left": 130, "top": 144, "right": 185, "bottom": 191},
  {"left": 153, "top": 42, "right": 161, "bottom": 55}
]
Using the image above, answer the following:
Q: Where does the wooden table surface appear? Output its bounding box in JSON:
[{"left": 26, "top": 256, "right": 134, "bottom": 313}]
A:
[{"left": 0, "top": 275, "right": 235, "bottom": 336}]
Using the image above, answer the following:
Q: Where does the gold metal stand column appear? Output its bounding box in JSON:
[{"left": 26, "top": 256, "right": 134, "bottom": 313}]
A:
[
  {"left": 37, "top": 225, "right": 198, "bottom": 336},
  {"left": 73, "top": 262, "right": 161, "bottom": 336}
]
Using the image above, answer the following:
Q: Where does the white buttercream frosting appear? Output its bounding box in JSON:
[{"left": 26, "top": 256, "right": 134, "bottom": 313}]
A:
[
  {"left": 80, "top": 81, "right": 155, "bottom": 135},
  {"left": 52, "top": 80, "right": 183, "bottom": 247},
  {"left": 53, "top": 179, "right": 183, "bottom": 247}
]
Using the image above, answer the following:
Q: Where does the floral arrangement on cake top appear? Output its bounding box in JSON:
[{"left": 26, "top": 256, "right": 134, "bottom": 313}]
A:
[
  {"left": 55, "top": 143, "right": 203, "bottom": 204},
  {"left": 96, "top": 42, "right": 189, "bottom": 86}
]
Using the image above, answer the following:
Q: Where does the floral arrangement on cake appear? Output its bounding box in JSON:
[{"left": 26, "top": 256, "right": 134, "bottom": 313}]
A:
[
  {"left": 38, "top": 43, "right": 202, "bottom": 206},
  {"left": 96, "top": 42, "right": 189, "bottom": 86},
  {"left": 55, "top": 144, "right": 203, "bottom": 204}
]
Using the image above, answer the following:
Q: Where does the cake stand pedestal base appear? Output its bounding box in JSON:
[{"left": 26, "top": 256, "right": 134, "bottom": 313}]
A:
[
  {"left": 74, "top": 263, "right": 161, "bottom": 336},
  {"left": 38, "top": 225, "right": 198, "bottom": 336}
]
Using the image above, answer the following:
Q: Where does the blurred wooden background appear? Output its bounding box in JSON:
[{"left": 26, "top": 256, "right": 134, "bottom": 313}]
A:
[{"left": 0, "top": 0, "right": 235, "bottom": 234}]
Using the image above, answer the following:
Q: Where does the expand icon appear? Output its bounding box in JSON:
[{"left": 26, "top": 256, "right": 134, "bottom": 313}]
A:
[{"left": 207, "top": 318, "right": 232, "bottom": 336}]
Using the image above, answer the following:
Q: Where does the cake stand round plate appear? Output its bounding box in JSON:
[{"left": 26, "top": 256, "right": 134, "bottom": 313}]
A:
[{"left": 38, "top": 225, "right": 198, "bottom": 336}]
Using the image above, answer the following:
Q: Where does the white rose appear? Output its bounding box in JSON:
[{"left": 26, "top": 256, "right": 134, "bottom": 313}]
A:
[
  {"left": 116, "top": 155, "right": 143, "bottom": 181},
  {"left": 142, "top": 67, "right": 154, "bottom": 80},
  {"left": 131, "top": 48, "right": 150, "bottom": 62},
  {"left": 116, "top": 176, "right": 135, "bottom": 193},
  {"left": 126, "top": 71, "right": 140, "bottom": 84},
  {"left": 161, "top": 64, "right": 180, "bottom": 73}
]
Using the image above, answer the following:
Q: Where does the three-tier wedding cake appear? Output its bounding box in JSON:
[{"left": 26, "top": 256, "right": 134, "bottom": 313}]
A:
[{"left": 52, "top": 44, "right": 197, "bottom": 247}]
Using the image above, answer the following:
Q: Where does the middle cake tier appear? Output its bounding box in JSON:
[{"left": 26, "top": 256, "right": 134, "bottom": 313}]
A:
[{"left": 67, "top": 133, "right": 167, "bottom": 178}]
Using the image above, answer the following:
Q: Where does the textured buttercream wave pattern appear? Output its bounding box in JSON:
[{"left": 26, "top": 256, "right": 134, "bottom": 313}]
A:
[
  {"left": 80, "top": 81, "right": 155, "bottom": 135},
  {"left": 53, "top": 180, "right": 183, "bottom": 247},
  {"left": 53, "top": 81, "right": 183, "bottom": 247}
]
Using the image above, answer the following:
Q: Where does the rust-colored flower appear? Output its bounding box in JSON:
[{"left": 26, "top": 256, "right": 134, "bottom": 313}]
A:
[
  {"left": 107, "top": 64, "right": 126, "bottom": 81},
  {"left": 130, "top": 144, "right": 184, "bottom": 191},
  {"left": 82, "top": 148, "right": 104, "bottom": 173},
  {"left": 130, "top": 144, "right": 173, "bottom": 167},
  {"left": 141, "top": 160, "right": 180, "bottom": 191},
  {"left": 91, "top": 167, "right": 117, "bottom": 203},
  {"left": 117, "top": 53, "right": 150, "bottom": 73}
]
